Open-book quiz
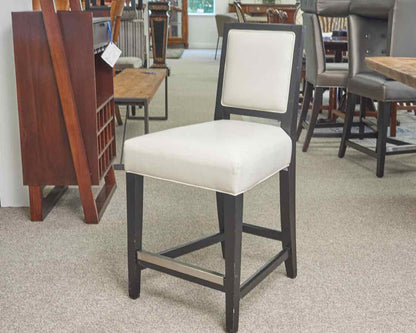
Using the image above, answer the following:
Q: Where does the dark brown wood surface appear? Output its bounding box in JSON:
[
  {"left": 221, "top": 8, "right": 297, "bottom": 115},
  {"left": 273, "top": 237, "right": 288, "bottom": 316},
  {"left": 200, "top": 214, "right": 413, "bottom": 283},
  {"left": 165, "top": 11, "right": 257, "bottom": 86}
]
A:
[
  {"left": 12, "top": 11, "right": 102, "bottom": 185},
  {"left": 12, "top": 4, "right": 116, "bottom": 223},
  {"left": 114, "top": 68, "right": 167, "bottom": 102},
  {"left": 366, "top": 57, "right": 416, "bottom": 89}
]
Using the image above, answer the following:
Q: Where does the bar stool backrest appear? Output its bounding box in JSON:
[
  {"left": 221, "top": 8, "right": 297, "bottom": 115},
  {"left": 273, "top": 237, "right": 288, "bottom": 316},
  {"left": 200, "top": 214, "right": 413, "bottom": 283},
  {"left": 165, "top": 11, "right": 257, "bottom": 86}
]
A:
[
  {"left": 388, "top": 0, "right": 416, "bottom": 57},
  {"left": 303, "top": 13, "right": 326, "bottom": 83},
  {"left": 348, "top": 15, "right": 388, "bottom": 77},
  {"left": 215, "top": 23, "right": 304, "bottom": 137}
]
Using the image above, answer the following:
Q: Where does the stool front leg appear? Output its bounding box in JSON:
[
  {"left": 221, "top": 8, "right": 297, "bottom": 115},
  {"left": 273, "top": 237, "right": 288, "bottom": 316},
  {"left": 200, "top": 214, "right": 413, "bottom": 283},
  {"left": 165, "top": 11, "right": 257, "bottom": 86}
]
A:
[
  {"left": 224, "top": 194, "right": 243, "bottom": 333},
  {"left": 279, "top": 165, "right": 297, "bottom": 279},
  {"left": 127, "top": 173, "right": 144, "bottom": 299}
]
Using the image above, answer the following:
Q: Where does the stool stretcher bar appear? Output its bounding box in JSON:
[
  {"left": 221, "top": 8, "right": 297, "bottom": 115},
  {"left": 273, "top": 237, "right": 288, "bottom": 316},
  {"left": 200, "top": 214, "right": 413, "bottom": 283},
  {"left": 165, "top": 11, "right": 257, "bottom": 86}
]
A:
[
  {"left": 137, "top": 251, "right": 225, "bottom": 291},
  {"left": 159, "top": 233, "right": 224, "bottom": 258},
  {"left": 242, "top": 223, "right": 282, "bottom": 241},
  {"left": 240, "top": 248, "right": 289, "bottom": 299}
]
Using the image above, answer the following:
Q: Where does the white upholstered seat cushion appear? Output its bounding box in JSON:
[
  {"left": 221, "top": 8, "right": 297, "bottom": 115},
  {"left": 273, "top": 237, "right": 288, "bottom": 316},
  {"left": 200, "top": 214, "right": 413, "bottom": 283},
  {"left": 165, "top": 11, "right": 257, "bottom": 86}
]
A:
[{"left": 124, "top": 120, "right": 292, "bottom": 195}]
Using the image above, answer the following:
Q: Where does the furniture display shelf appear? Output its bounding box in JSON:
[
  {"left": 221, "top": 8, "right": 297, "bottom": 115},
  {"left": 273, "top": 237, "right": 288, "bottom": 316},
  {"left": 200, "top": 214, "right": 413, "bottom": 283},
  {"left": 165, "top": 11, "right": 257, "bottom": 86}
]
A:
[{"left": 12, "top": 8, "right": 116, "bottom": 223}]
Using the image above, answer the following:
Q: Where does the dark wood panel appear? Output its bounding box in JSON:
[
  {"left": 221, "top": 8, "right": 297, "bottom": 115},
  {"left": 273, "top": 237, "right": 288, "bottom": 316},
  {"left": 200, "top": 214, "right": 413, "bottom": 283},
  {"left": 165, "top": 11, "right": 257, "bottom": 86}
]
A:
[{"left": 12, "top": 11, "right": 103, "bottom": 185}]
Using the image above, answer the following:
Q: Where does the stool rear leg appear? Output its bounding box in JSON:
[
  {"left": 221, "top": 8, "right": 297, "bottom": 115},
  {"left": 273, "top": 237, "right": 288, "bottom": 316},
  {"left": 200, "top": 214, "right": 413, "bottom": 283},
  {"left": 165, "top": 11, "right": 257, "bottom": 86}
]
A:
[{"left": 127, "top": 173, "right": 144, "bottom": 299}]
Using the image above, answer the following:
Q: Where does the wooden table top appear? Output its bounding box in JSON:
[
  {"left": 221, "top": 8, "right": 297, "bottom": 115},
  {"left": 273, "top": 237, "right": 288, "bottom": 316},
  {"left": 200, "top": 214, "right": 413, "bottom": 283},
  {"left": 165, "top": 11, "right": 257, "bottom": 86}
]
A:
[
  {"left": 366, "top": 57, "right": 416, "bottom": 89},
  {"left": 114, "top": 68, "right": 167, "bottom": 103}
]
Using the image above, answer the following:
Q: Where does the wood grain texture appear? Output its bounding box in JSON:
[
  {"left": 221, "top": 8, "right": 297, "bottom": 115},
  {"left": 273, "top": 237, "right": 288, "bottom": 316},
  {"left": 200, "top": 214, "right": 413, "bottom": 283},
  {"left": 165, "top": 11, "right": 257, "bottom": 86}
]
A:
[
  {"left": 12, "top": 11, "right": 100, "bottom": 185},
  {"left": 13, "top": 2, "right": 116, "bottom": 223},
  {"left": 366, "top": 57, "right": 416, "bottom": 89},
  {"left": 114, "top": 68, "right": 167, "bottom": 102},
  {"left": 39, "top": 0, "right": 98, "bottom": 222}
]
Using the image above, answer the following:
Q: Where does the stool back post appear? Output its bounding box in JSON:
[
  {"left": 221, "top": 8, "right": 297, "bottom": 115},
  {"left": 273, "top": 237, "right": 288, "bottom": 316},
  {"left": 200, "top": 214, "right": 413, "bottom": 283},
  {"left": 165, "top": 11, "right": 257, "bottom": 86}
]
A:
[{"left": 214, "top": 23, "right": 304, "bottom": 141}]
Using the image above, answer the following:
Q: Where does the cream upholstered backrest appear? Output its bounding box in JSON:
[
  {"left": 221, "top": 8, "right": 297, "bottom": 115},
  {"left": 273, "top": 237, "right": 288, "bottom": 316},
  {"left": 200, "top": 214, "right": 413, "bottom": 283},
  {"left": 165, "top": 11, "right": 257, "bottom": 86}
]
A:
[{"left": 221, "top": 29, "right": 296, "bottom": 114}]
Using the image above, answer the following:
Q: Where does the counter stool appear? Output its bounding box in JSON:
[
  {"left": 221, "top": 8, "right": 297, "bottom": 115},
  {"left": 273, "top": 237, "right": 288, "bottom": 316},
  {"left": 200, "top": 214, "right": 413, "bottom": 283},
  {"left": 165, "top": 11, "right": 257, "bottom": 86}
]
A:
[
  {"left": 124, "top": 23, "right": 303, "bottom": 333},
  {"left": 296, "top": 12, "right": 351, "bottom": 152},
  {"left": 339, "top": 0, "right": 416, "bottom": 177}
]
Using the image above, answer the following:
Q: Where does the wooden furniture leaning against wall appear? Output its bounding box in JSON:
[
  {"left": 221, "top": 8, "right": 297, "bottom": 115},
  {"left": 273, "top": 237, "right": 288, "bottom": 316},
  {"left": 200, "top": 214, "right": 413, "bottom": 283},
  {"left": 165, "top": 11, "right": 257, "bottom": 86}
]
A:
[{"left": 12, "top": 0, "right": 117, "bottom": 223}]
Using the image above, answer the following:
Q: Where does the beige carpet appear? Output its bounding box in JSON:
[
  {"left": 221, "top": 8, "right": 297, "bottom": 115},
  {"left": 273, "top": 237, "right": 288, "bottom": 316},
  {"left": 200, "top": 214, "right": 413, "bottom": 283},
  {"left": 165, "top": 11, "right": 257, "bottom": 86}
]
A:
[{"left": 1, "top": 50, "right": 416, "bottom": 333}]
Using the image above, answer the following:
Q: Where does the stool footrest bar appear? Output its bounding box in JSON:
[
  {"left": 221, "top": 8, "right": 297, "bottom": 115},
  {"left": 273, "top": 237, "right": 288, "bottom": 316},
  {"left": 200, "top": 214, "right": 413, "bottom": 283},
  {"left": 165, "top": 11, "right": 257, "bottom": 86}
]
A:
[
  {"left": 240, "top": 248, "right": 289, "bottom": 299},
  {"left": 137, "top": 251, "right": 225, "bottom": 291},
  {"left": 242, "top": 223, "right": 282, "bottom": 241},
  {"left": 159, "top": 233, "right": 224, "bottom": 259}
]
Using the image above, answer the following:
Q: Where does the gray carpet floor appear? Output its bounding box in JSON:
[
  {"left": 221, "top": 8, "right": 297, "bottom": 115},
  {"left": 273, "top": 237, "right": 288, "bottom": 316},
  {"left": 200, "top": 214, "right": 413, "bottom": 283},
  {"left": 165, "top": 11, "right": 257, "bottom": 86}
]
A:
[{"left": 1, "top": 50, "right": 416, "bottom": 333}]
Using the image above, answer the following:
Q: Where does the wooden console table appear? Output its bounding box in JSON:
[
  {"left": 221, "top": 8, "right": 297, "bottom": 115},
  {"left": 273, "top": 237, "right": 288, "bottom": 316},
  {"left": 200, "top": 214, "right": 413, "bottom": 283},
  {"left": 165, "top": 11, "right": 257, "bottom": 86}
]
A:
[{"left": 114, "top": 68, "right": 168, "bottom": 169}]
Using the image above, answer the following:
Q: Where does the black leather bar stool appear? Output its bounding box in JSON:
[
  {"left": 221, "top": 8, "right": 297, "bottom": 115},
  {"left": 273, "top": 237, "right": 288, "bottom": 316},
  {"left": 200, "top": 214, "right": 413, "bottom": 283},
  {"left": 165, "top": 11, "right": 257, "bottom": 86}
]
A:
[
  {"left": 339, "top": 0, "right": 416, "bottom": 177},
  {"left": 124, "top": 23, "right": 303, "bottom": 333}
]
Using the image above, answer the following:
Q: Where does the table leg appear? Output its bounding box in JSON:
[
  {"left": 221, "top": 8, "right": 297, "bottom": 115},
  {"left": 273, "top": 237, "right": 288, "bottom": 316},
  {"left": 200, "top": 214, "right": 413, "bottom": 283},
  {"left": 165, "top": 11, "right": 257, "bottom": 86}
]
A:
[
  {"left": 144, "top": 100, "right": 149, "bottom": 134},
  {"left": 165, "top": 75, "right": 168, "bottom": 120},
  {"left": 114, "top": 106, "right": 130, "bottom": 170}
]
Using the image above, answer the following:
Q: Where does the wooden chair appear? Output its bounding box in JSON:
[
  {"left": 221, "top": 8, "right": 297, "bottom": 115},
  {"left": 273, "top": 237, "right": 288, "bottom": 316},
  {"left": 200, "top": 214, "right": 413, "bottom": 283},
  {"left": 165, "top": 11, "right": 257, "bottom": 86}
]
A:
[
  {"left": 266, "top": 8, "right": 288, "bottom": 24},
  {"left": 234, "top": 1, "right": 246, "bottom": 23}
]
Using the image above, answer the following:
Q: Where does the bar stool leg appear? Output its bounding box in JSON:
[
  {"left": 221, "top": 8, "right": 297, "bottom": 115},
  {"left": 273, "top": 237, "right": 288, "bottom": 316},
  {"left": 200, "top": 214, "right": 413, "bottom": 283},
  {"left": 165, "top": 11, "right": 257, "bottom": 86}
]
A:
[
  {"left": 224, "top": 194, "right": 243, "bottom": 333},
  {"left": 302, "top": 87, "right": 323, "bottom": 152},
  {"left": 144, "top": 100, "right": 149, "bottom": 134},
  {"left": 338, "top": 93, "right": 357, "bottom": 158},
  {"left": 359, "top": 97, "right": 366, "bottom": 139},
  {"left": 376, "top": 102, "right": 390, "bottom": 178},
  {"left": 127, "top": 173, "right": 144, "bottom": 299},
  {"left": 119, "top": 106, "right": 130, "bottom": 165},
  {"left": 279, "top": 165, "right": 296, "bottom": 278},
  {"left": 216, "top": 192, "right": 226, "bottom": 259},
  {"left": 296, "top": 81, "right": 313, "bottom": 142}
]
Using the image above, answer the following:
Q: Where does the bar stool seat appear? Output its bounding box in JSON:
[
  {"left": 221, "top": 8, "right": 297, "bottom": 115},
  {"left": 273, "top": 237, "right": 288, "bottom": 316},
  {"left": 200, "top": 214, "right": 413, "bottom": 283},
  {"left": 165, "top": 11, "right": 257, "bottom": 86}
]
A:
[
  {"left": 124, "top": 119, "right": 292, "bottom": 195},
  {"left": 314, "top": 67, "right": 348, "bottom": 87},
  {"left": 348, "top": 72, "right": 416, "bottom": 101}
]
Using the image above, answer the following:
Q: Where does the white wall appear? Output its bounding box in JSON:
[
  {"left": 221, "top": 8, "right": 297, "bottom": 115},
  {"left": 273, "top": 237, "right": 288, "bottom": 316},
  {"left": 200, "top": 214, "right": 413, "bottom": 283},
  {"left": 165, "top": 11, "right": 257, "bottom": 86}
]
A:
[
  {"left": 188, "top": 0, "right": 297, "bottom": 49},
  {"left": 188, "top": 0, "right": 228, "bottom": 49},
  {"left": 0, "top": 0, "right": 32, "bottom": 207}
]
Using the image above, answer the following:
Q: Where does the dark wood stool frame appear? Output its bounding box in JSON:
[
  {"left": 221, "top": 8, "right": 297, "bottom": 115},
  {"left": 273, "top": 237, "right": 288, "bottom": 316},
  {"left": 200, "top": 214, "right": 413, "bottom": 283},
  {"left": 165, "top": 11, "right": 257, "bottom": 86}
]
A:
[
  {"left": 127, "top": 23, "right": 303, "bottom": 333},
  {"left": 339, "top": 93, "right": 416, "bottom": 178}
]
